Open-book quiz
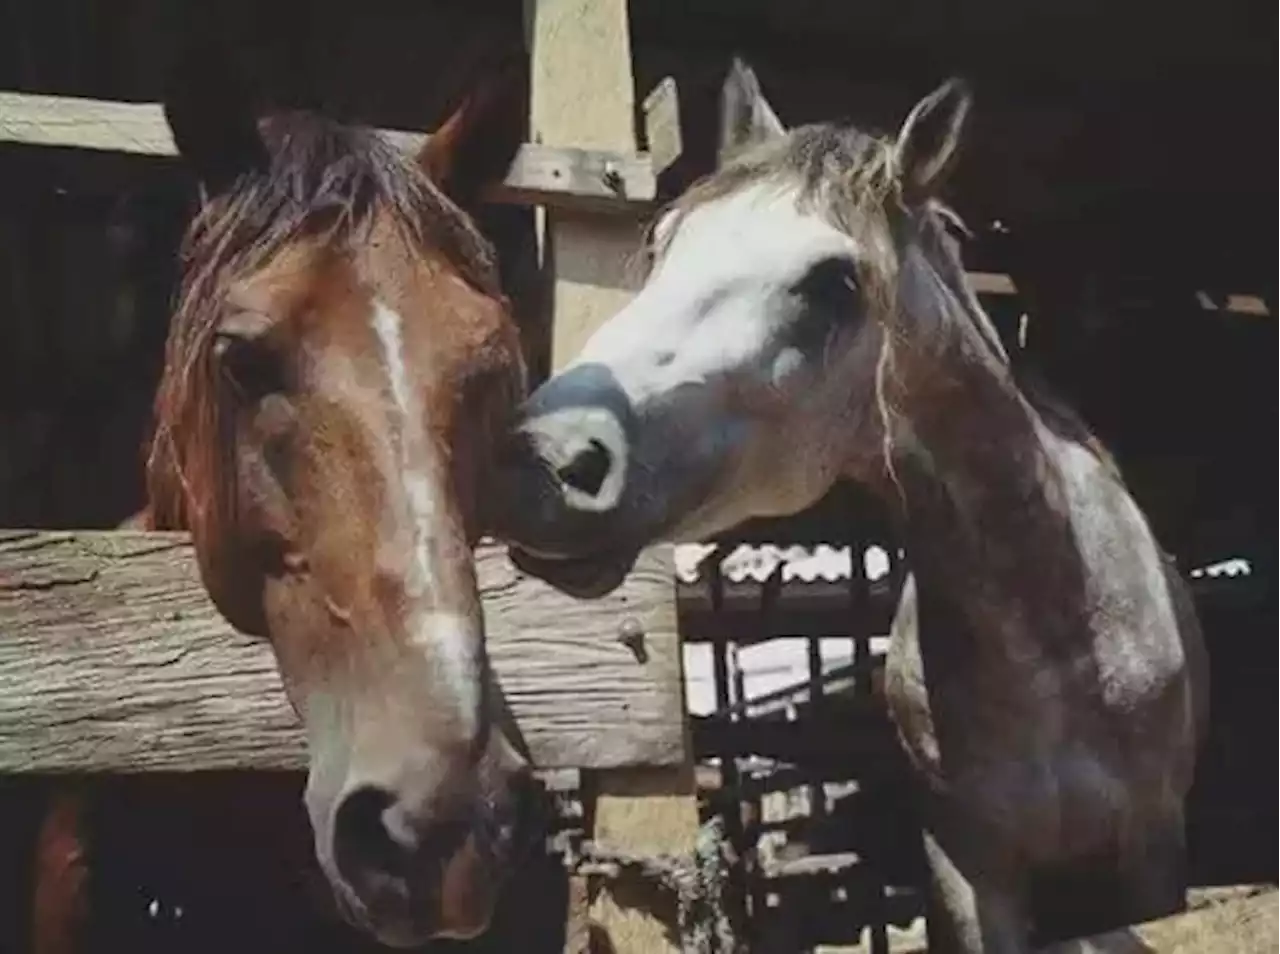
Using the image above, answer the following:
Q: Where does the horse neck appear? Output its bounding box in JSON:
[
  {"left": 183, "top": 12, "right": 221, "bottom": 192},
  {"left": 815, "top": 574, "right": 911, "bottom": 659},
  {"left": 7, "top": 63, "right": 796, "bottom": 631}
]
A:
[{"left": 879, "top": 345, "right": 1105, "bottom": 661}]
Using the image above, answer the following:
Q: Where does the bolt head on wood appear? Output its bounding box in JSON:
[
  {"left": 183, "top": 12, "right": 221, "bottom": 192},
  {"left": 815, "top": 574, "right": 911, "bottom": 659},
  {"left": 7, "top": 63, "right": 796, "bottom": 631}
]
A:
[
  {"left": 601, "top": 160, "right": 625, "bottom": 194},
  {"left": 617, "top": 617, "right": 644, "bottom": 645}
]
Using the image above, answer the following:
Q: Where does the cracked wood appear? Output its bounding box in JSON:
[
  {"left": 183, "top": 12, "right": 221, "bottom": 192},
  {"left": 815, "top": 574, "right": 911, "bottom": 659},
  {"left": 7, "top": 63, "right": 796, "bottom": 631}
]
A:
[{"left": 0, "top": 530, "right": 684, "bottom": 773}]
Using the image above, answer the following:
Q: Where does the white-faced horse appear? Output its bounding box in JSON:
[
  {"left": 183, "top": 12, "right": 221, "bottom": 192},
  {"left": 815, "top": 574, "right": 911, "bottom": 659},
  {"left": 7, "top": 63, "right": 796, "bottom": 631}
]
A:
[{"left": 494, "top": 59, "right": 1209, "bottom": 953}]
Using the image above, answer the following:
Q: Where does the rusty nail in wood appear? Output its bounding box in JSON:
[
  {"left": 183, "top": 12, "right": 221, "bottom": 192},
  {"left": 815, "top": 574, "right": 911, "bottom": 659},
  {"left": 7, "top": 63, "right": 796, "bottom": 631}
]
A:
[{"left": 601, "top": 161, "right": 624, "bottom": 194}]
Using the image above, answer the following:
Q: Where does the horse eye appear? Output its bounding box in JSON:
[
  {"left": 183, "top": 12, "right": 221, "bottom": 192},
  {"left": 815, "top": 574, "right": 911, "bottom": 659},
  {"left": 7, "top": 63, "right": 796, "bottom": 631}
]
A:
[
  {"left": 785, "top": 258, "right": 862, "bottom": 353},
  {"left": 793, "top": 257, "right": 859, "bottom": 306},
  {"left": 214, "top": 332, "right": 285, "bottom": 398}
]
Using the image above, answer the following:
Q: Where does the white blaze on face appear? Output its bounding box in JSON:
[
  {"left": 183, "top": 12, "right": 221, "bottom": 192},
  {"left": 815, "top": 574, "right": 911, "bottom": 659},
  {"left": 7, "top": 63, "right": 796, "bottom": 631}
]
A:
[
  {"left": 371, "top": 299, "right": 480, "bottom": 724},
  {"left": 372, "top": 301, "right": 436, "bottom": 599},
  {"left": 571, "top": 181, "right": 860, "bottom": 404}
]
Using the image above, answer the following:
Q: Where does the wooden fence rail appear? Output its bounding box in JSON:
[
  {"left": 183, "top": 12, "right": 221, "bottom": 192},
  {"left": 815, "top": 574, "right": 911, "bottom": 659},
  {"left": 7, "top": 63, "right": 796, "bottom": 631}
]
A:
[
  {"left": 0, "top": 91, "right": 658, "bottom": 216},
  {"left": 0, "top": 530, "right": 686, "bottom": 774}
]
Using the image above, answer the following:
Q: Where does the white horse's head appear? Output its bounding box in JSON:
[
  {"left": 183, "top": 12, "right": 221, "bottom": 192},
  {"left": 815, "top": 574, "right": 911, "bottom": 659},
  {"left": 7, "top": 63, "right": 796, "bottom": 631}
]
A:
[{"left": 497, "top": 59, "right": 992, "bottom": 595}]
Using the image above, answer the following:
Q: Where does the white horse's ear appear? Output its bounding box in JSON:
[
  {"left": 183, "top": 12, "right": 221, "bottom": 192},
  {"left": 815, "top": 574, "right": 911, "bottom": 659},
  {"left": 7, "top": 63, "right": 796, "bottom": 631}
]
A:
[
  {"left": 718, "top": 56, "right": 786, "bottom": 166},
  {"left": 893, "top": 77, "right": 972, "bottom": 203}
]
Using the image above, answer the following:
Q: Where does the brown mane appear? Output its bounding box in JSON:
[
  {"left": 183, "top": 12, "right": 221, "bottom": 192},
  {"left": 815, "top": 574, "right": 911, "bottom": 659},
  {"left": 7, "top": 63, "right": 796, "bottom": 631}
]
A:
[{"left": 146, "top": 112, "right": 501, "bottom": 535}]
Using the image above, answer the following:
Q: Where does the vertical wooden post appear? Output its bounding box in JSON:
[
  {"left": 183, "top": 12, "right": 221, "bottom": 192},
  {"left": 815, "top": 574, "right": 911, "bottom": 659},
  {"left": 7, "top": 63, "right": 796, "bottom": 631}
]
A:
[
  {"left": 523, "top": 2, "right": 699, "bottom": 952},
  {"left": 525, "top": 0, "right": 644, "bottom": 368}
]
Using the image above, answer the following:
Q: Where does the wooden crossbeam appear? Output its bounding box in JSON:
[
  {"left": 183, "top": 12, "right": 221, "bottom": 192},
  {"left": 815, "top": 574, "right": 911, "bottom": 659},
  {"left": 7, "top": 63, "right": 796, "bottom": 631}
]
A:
[
  {"left": 0, "top": 91, "right": 657, "bottom": 214},
  {"left": 0, "top": 531, "right": 684, "bottom": 774}
]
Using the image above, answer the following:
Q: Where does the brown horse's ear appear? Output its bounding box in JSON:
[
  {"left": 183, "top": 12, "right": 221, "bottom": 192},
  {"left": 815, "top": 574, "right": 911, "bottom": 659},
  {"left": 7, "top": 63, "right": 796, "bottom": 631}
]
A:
[
  {"left": 162, "top": 33, "right": 268, "bottom": 198},
  {"left": 416, "top": 58, "right": 528, "bottom": 208},
  {"left": 893, "top": 77, "right": 973, "bottom": 204},
  {"left": 718, "top": 56, "right": 787, "bottom": 167}
]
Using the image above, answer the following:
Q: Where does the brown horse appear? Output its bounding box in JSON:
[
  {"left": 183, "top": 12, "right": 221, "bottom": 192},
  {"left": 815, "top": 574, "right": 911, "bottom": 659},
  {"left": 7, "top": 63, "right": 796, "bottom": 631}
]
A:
[
  {"left": 495, "top": 59, "right": 1209, "bottom": 952},
  {"left": 30, "top": 55, "right": 538, "bottom": 950}
]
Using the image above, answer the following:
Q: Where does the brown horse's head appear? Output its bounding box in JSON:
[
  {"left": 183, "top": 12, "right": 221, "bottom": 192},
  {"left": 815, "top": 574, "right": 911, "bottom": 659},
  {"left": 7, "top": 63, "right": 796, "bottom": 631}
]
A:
[{"left": 148, "top": 57, "right": 534, "bottom": 946}]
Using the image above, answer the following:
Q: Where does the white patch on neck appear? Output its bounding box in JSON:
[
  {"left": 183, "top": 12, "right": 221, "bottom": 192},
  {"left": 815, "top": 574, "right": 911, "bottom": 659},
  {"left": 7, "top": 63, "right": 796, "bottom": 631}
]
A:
[{"left": 371, "top": 299, "right": 480, "bottom": 725}]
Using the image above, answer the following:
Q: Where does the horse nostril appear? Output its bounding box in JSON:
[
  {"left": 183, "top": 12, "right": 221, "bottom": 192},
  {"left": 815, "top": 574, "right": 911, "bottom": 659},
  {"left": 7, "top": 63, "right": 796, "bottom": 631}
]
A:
[
  {"left": 333, "top": 786, "right": 408, "bottom": 883},
  {"left": 555, "top": 438, "right": 613, "bottom": 498}
]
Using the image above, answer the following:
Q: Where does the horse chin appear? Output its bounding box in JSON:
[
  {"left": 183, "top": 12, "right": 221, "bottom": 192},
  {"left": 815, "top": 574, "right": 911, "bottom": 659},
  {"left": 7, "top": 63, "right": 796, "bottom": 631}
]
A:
[
  {"left": 354, "top": 909, "right": 492, "bottom": 950},
  {"left": 330, "top": 856, "right": 501, "bottom": 950},
  {"left": 509, "top": 544, "right": 639, "bottom": 598}
]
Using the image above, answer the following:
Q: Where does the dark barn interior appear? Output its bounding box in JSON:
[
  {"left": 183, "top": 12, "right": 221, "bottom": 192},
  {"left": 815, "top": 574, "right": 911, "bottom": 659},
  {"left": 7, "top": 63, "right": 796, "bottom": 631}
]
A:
[{"left": 0, "top": 0, "right": 1273, "bottom": 950}]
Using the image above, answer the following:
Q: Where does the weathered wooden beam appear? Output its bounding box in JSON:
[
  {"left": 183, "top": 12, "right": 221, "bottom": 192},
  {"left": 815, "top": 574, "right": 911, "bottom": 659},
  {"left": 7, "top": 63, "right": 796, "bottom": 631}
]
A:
[
  {"left": 0, "top": 92, "right": 178, "bottom": 155},
  {"left": 487, "top": 142, "right": 657, "bottom": 214},
  {"left": 641, "top": 76, "right": 682, "bottom": 176},
  {"left": 525, "top": 1, "right": 700, "bottom": 951},
  {"left": 0, "top": 530, "right": 684, "bottom": 774},
  {"left": 0, "top": 91, "right": 656, "bottom": 214},
  {"left": 526, "top": 5, "right": 652, "bottom": 369}
]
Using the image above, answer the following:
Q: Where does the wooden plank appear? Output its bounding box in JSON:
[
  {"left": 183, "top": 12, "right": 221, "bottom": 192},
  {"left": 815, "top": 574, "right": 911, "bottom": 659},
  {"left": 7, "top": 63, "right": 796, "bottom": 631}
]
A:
[
  {"left": 0, "top": 530, "right": 683, "bottom": 773},
  {"left": 641, "top": 76, "right": 683, "bottom": 176},
  {"left": 525, "top": 2, "right": 699, "bottom": 952},
  {"left": 0, "top": 93, "right": 177, "bottom": 155},
  {"left": 0, "top": 91, "right": 656, "bottom": 214},
  {"left": 583, "top": 763, "right": 702, "bottom": 945},
  {"left": 487, "top": 142, "right": 656, "bottom": 214},
  {"left": 527, "top": 0, "right": 651, "bottom": 369}
]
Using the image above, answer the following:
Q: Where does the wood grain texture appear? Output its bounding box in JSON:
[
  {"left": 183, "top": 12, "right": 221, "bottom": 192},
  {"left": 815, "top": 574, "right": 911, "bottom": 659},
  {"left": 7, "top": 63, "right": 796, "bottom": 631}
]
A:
[
  {"left": 0, "top": 93, "right": 178, "bottom": 155},
  {"left": 525, "top": 3, "right": 701, "bottom": 952},
  {"left": 0, "top": 530, "right": 685, "bottom": 773},
  {"left": 0, "top": 93, "right": 654, "bottom": 213},
  {"left": 641, "top": 76, "right": 683, "bottom": 176},
  {"left": 486, "top": 143, "right": 656, "bottom": 214},
  {"left": 527, "top": 0, "right": 648, "bottom": 371}
]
